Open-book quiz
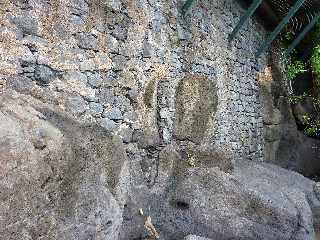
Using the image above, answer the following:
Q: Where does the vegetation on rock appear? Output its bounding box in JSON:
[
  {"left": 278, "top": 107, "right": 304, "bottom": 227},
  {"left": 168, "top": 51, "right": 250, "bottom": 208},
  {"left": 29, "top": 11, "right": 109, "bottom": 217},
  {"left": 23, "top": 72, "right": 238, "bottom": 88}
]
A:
[
  {"left": 285, "top": 21, "right": 320, "bottom": 138},
  {"left": 287, "top": 60, "right": 307, "bottom": 81}
]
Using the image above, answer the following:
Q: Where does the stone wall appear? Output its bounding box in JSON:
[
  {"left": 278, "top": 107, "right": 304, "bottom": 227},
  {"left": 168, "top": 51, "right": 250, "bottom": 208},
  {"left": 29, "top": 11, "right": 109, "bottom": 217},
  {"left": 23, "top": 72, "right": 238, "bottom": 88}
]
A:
[
  {"left": 1, "top": 0, "right": 267, "bottom": 177},
  {"left": 2, "top": 1, "right": 320, "bottom": 239}
]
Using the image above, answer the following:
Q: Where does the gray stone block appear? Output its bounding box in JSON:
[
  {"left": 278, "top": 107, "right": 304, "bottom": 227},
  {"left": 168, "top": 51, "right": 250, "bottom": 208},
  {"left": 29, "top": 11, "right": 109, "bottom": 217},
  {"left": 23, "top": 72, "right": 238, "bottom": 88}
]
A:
[
  {"left": 76, "top": 33, "right": 99, "bottom": 51},
  {"left": 66, "top": 96, "right": 88, "bottom": 115},
  {"left": 64, "top": 71, "right": 87, "bottom": 84},
  {"left": 34, "top": 65, "right": 56, "bottom": 86},
  {"left": 118, "top": 125, "right": 133, "bottom": 143},
  {"left": 103, "top": 107, "right": 123, "bottom": 120},
  {"left": 12, "top": 14, "right": 38, "bottom": 36},
  {"left": 87, "top": 72, "right": 103, "bottom": 88},
  {"left": 100, "top": 118, "right": 117, "bottom": 132},
  {"left": 184, "top": 235, "right": 212, "bottom": 240},
  {"left": 89, "top": 102, "right": 104, "bottom": 116}
]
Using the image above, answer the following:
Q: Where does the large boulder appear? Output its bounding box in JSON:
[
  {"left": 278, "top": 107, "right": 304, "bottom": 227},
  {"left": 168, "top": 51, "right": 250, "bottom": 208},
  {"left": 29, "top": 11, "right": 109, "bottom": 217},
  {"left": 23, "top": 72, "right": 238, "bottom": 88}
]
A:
[
  {"left": 275, "top": 125, "right": 320, "bottom": 177},
  {"left": 0, "top": 91, "right": 318, "bottom": 240},
  {"left": 0, "top": 90, "right": 128, "bottom": 240},
  {"left": 118, "top": 145, "right": 318, "bottom": 240},
  {"left": 234, "top": 159, "right": 320, "bottom": 238}
]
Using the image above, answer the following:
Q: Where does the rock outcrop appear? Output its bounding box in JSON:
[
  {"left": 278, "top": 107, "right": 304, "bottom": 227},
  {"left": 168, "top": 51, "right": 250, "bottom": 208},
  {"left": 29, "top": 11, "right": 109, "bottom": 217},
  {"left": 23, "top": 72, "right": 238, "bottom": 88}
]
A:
[
  {"left": 260, "top": 47, "right": 320, "bottom": 177},
  {"left": 0, "top": 90, "right": 128, "bottom": 240},
  {"left": 119, "top": 143, "right": 318, "bottom": 240},
  {"left": 1, "top": 89, "right": 319, "bottom": 239}
]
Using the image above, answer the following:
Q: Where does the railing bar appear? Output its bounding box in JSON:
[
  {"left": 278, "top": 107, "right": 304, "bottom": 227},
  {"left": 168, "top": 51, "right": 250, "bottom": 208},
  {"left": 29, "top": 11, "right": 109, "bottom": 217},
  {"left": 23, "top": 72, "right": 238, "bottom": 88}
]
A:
[
  {"left": 229, "top": 0, "right": 263, "bottom": 42},
  {"left": 286, "top": 13, "right": 320, "bottom": 55},
  {"left": 256, "top": 0, "right": 306, "bottom": 57}
]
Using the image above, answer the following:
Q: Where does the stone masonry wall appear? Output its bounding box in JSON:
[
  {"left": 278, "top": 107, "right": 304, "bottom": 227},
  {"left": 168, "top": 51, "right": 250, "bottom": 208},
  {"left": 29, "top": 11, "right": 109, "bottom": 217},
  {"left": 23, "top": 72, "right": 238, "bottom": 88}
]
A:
[{"left": 0, "top": 0, "right": 267, "bottom": 179}]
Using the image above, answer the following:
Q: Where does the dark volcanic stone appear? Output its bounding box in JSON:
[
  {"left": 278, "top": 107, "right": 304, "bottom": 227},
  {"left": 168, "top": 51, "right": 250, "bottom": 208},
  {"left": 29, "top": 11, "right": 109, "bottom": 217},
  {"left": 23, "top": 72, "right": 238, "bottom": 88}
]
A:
[
  {"left": 34, "top": 65, "right": 56, "bottom": 86},
  {"left": 12, "top": 14, "right": 38, "bottom": 36},
  {"left": 76, "top": 33, "right": 99, "bottom": 51}
]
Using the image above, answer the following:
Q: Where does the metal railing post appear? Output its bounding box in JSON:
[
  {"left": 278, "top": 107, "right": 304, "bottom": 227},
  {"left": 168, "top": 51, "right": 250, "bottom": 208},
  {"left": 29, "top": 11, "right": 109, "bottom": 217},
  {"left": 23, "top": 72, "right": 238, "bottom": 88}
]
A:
[{"left": 286, "top": 13, "right": 320, "bottom": 55}]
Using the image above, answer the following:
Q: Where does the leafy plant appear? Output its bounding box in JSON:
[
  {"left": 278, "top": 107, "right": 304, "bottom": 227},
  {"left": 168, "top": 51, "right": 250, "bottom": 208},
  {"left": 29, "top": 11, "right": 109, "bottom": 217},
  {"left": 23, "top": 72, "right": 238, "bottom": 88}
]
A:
[
  {"left": 311, "top": 45, "right": 320, "bottom": 78},
  {"left": 304, "top": 126, "right": 318, "bottom": 137},
  {"left": 284, "top": 20, "right": 320, "bottom": 138},
  {"left": 302, "top": 116, "right": 320, "bottom": 137},
  {"left": 310, "top": 20, "right": 320, "bottom": 89},
  {"left": 288, "top": 93, "right": 308, "bottom": 104},
  {"left": 284, "top": 31, "right": 294, "bottom": 41},
  {"left": 287, "top": 60, "right": 307, "bottom": 81},
  {"left": 302, "top": 113, "right": 311, "bottom": 124},
  {"left": 282, "top": 31, "right": 295, "bottom": 49}
]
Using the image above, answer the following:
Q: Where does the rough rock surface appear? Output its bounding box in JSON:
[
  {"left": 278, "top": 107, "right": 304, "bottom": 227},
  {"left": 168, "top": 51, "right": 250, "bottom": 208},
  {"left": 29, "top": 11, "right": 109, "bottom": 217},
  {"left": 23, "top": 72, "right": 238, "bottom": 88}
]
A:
[
  {"left": 1, "top": 89, "right": 318, "bottom": 240},
  {"left": 0, "top": 90, "right": 318, "bottom": 239},
  {"left": 0, "top": 91, "right": 128, "bottom": 240},
  {"left": 260, "top": 47, "right": 320, "bottom": 177},
  {"left": 118, "top": 144, "right": 317, "bottom": 240},
  {"left": 0, "top": 0, "right": 320, "bottom": 239},
  {"left": 174, "top": 74, "right": 218, "bottom": 143},
  {"left": 184, "top": 235, "right": 213, "bottom": 240},
  {"left": 0, "top": 0, "right": 266, "bottom": 162}
]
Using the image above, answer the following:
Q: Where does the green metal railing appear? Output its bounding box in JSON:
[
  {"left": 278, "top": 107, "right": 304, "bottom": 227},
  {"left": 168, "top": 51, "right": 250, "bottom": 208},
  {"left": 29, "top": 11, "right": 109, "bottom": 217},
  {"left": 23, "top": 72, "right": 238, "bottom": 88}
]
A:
[
  {"left": 181, "top": 0, "right": 320, "bottom": 58},
  {"left": 286, "top": 13, "right": 320, "bottom": 55},
  {"left": 256, "top": 0, "right": 306, "bottom": 57},
  {"left": 229, "top": 0, "right": 263, "bottom": 42}
]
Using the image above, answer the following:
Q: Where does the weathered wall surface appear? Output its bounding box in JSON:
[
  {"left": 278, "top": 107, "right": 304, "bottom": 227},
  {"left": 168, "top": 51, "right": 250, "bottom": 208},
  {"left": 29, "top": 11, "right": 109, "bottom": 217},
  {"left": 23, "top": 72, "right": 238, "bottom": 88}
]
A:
[{"left": 0, "top": 0, "right": 267, "bottom": 166}]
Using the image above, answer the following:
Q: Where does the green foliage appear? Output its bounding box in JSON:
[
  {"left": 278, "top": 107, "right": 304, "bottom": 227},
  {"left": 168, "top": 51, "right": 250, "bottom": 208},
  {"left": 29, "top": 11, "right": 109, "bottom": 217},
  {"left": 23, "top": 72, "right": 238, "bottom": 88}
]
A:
[
  {"left": 311, "top": 20, "right": 320, "bottom": 81},
  {"left": 304, "top": 120, "right": 320, "bottom": 137},
  {"left": 311, "top": 43, "right": 320, "bottom": 104},
  {"left": 284, "top": 31, "right": 294, "bottom": 41},
  {"left": 304, "top": 126, "right": 318, "bottom": 137},
  {"left": 301, "top": 113, "right": 320, "bottom": 137},
  {"left": 284, "top": 20, "right": 320, "bottom": 138},
  {"left": 186, "top": 154, "right": 197, "bottom": 167},
  {"left": 287, "top": 93, "right": 308, "bottom": 104},
  {"left": 282, "top": 31, "right": 294, "bottom": 48},
  {"left": 301, "top": 113, "right": 311, "bottom": 124},
  {"left": 287, "top": 60, "right": 307, "bottom": 80},
  {"left": 311, "top": 45, "right": 320, "bottom": 78}
]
